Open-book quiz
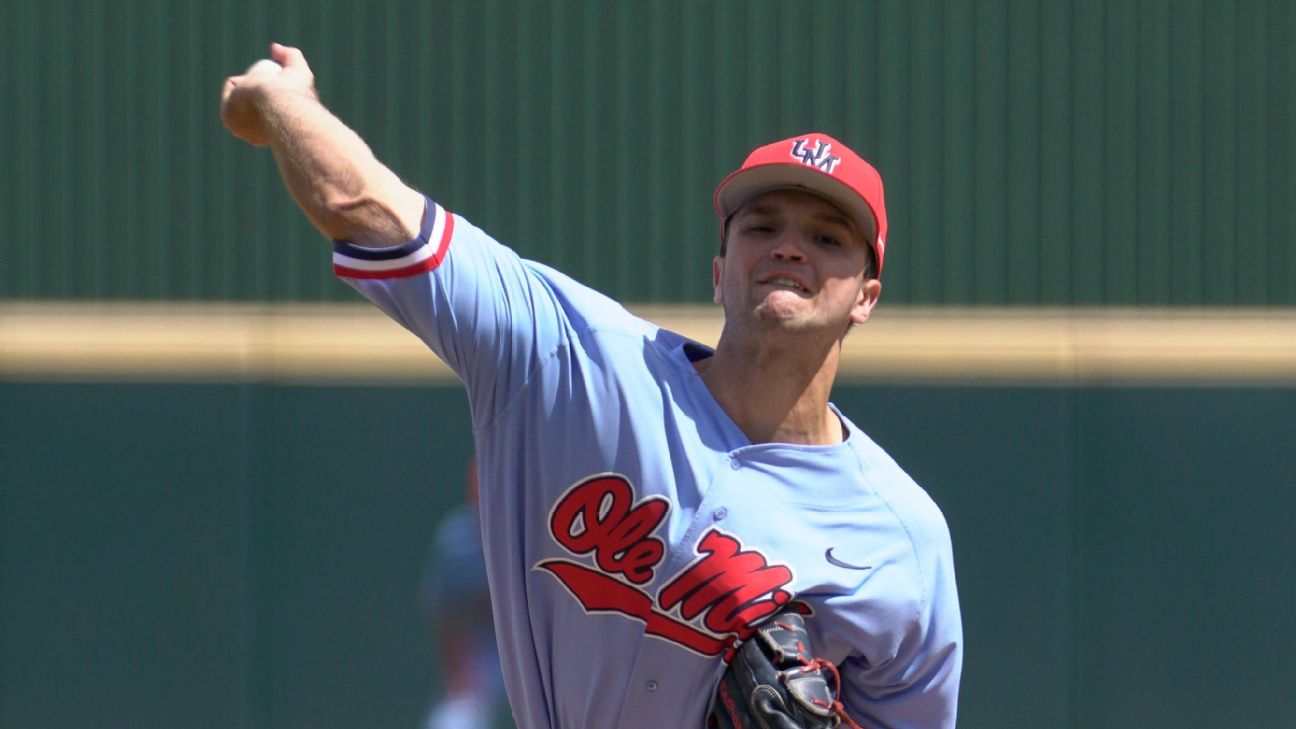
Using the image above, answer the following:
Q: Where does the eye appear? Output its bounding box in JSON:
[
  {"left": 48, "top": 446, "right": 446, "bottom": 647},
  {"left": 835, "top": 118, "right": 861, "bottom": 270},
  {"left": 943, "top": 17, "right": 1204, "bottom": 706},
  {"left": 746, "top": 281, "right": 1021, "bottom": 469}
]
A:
[{"left": 815, "top": 233, "right": 842, "bottom": 247}]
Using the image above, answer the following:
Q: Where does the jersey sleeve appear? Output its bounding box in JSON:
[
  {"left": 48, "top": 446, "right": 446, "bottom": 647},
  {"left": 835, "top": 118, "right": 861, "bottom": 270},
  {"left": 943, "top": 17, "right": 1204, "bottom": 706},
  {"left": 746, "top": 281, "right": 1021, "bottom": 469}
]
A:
[
  {"left": 838, "top": 506, "right": 963, "bottom": 728},
  {"left": 332, "top": 195, "right": 574, "bottom": 426}
]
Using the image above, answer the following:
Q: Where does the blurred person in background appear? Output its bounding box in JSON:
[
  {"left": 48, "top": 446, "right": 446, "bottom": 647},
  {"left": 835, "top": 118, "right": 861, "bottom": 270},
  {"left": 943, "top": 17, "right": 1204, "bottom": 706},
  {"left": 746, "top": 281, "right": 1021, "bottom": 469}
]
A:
[{"left": 421, "top": 459, "right": 510, "bottom": 729}]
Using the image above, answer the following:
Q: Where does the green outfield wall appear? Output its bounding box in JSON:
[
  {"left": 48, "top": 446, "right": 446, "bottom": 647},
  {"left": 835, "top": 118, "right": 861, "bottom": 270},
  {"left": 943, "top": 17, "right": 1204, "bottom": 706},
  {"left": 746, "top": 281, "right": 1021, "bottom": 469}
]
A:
[
  {"left": 3, "top": 0, "right": 1296, "bottom": 305},
  {"left": 3, "top": 381, "right": 1293, "bottom": 729}
]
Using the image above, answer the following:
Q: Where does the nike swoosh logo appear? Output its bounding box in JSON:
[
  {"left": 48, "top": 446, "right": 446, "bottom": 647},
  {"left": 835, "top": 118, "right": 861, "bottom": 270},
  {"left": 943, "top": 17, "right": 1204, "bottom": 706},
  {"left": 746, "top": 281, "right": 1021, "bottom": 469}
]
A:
[{"left": 825, "top": 548, "right": 872, "bottom": 571}]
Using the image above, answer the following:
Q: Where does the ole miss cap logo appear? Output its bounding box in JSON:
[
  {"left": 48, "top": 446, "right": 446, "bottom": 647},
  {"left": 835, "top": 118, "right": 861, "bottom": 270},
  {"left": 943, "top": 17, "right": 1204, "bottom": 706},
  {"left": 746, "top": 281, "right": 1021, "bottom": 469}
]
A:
[
  {"left": 714, "top": 133, "right": 888, "bottom": 277},
  {"left": 789, "top": 138, "right": 842, "bottom": 174}
]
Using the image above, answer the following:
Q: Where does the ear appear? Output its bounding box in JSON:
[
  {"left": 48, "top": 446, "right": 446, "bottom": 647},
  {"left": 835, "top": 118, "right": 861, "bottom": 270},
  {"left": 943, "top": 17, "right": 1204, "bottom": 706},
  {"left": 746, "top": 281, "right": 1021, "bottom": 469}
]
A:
[
  {"left": 711, "top": 256, "right": 723, "bottom": 304},
  {"left": 849, "top": 278, "right": 882, "bottom": 324}
]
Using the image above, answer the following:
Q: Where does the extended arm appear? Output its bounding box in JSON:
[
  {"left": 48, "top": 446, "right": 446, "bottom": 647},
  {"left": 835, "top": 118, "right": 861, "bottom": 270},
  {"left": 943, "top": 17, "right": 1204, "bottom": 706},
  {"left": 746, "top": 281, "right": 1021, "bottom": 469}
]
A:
[
  {"left": 222, "top": 45, "right": 573, "bottom": 422},
  {"left": 220, "top": 43, "right": 424, "bottom": 247}
]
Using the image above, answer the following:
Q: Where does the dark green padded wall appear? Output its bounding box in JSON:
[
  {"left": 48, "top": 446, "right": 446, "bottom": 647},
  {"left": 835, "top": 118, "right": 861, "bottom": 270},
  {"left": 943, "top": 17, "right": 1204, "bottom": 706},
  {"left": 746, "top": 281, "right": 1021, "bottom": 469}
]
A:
[
  {"left": 3, "top": 0, "right": 1295, "bottom": 304},
  {"left": 0, "top": 384, "right": 477, "bottom": 729},
  {"left": 3, "top": 382, "right": 1294, "bottom": 728}
]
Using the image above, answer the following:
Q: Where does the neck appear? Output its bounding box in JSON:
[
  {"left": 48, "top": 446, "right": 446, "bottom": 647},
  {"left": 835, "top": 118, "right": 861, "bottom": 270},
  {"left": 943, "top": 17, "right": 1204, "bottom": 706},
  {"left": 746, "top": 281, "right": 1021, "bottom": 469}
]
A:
[{"left": 697, "top": 326, "right": 845, "bottom": 445}]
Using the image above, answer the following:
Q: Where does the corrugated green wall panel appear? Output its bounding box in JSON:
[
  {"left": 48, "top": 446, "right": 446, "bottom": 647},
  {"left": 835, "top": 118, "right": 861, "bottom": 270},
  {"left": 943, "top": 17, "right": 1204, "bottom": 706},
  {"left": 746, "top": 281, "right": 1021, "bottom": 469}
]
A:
[{"left": 3, "top": 0, "right": 1295, "bottom": 305}]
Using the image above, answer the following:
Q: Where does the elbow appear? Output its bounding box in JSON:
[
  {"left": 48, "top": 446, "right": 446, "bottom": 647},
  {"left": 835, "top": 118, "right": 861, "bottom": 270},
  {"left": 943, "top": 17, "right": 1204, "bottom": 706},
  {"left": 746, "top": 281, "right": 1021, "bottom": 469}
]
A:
[
  {"left": 322, "top": 192, "right": 373, "bottom": 228},
  {"left": 311, "top": 182, "right": 422, "bottom": 246},
  {"left": 318, "top": 193, "right": 386, "bottom": 242},
  {"left": 293, "top": 192, "right": 366, "bottom": 241},
  {"left": 324, "top": 192, "right": 371, "bottom": 217}
]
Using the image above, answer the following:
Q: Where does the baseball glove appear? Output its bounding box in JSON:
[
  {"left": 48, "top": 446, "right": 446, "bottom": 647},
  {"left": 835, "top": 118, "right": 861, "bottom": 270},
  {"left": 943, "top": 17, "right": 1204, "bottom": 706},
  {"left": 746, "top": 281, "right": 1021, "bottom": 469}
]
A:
[{"left": 708, "top": 609, "right": 864, "bottom": 729}]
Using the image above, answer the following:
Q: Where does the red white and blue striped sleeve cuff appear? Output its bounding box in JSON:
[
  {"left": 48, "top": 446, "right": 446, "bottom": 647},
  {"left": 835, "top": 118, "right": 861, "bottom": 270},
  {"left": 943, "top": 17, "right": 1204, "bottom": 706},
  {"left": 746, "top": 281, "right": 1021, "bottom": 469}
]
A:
[{"left": 331, "top": 199, "right": 455, "bottom": 279}]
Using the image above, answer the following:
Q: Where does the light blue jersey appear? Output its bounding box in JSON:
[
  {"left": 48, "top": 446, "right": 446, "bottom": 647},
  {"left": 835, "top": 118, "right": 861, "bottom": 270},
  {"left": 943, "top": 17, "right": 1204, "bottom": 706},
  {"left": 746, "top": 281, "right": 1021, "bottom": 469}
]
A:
[{"left": 334, "top": 197, "right": 962, "bottom": 729}]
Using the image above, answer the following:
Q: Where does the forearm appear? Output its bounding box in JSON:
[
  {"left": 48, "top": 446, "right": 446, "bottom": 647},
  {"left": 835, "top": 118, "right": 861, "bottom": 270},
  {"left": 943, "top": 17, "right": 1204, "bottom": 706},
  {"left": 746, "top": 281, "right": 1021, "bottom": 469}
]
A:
[{"left": 259, "top": 90, "right": 423, "bottom": 246}]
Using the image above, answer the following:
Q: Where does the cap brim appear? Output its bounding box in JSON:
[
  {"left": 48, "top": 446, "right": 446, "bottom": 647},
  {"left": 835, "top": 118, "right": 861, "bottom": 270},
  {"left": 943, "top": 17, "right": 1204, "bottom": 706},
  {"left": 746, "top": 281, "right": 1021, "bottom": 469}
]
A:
[{"left": 715, "top": 163, "right": 879, "bottom": 245}]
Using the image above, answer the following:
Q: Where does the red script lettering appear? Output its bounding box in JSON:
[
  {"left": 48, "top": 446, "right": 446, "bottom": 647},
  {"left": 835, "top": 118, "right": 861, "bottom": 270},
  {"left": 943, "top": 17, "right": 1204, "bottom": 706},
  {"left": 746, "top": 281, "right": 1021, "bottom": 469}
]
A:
[
  {"left": 658, "top": 529, "right": 792, "bottom": 635},
  {"left": 549, "top": 474, "right": 668, "bottom": 585}
]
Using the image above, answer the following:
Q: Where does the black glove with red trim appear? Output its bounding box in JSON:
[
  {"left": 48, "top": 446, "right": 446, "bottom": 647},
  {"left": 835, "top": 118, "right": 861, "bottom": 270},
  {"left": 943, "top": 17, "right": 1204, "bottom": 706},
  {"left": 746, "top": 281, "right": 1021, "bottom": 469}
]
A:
[{"left": 707, "top": 610, "right": 863, "bottom": 729}]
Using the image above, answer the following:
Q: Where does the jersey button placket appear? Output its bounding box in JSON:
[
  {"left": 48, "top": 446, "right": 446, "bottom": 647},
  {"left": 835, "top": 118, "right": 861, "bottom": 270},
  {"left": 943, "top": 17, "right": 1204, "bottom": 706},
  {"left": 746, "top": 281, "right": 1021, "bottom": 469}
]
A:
[
  {"left": 712, "top": 507, "right": 727, "bottom": 521},
  {"left": 645, "top": 679, "right": 658, "bottom": 692}
]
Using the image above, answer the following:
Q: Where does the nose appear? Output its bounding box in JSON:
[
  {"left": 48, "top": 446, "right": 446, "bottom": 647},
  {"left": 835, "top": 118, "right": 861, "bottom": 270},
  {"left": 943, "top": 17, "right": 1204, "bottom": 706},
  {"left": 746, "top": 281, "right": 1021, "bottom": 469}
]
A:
[{"left": 769, "top": 232, "right": 807, "bottom": 262}]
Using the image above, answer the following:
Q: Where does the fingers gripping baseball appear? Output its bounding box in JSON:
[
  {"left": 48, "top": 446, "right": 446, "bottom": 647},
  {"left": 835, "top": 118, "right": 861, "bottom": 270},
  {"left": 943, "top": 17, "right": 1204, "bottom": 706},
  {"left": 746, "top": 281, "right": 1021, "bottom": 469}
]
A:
[
  {"left": 269, "top": 42, "right": 311, "bottom": 72},
  {"left": 220, "top": 42, "right": 317, "bottom": 147}
]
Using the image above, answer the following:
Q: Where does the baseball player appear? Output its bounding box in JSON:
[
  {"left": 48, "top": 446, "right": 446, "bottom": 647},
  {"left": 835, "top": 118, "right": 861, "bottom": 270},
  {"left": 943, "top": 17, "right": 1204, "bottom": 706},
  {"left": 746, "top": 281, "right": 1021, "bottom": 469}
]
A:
[
  {"left": 420, "top": 459, "right": 509, "bottom": 729},
  {"left": 222, "top": 44, "right": 962, "bottom": 729}
]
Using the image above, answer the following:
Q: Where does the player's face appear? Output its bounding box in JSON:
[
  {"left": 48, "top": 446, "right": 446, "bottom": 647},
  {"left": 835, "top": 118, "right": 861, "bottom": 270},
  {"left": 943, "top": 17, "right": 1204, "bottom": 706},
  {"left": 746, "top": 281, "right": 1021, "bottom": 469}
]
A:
[{"left": 712, "top": 189, "right": 881, "bottom": 335}]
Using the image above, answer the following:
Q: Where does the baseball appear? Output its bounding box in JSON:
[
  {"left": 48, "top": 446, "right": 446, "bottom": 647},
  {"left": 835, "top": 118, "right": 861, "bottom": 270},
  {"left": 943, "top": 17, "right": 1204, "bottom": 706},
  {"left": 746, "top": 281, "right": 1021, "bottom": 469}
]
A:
[{"left": 245, "top": 58, "right": 282, "bottom": 76}]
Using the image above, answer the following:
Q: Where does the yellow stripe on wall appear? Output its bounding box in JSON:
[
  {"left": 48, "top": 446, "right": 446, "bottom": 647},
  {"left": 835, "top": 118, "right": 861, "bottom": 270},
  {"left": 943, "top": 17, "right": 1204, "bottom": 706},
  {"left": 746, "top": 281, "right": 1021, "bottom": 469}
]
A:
[{"left": 3, "top": 303, "right": 1294, "bottom": 386}]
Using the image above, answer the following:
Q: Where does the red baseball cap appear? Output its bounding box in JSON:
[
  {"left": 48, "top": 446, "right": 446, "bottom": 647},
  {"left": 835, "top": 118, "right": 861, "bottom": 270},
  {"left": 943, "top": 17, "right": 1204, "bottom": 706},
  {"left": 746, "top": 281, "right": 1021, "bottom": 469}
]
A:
[{"left": 714, "top": 133, "right": 888, "bottom": 277}]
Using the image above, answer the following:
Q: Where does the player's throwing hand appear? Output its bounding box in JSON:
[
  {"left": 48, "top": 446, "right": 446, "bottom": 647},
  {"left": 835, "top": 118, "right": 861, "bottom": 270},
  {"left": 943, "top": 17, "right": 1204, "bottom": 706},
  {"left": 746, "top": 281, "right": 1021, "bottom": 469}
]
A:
[{"left": 220, "top": 42, "right": 317, "bottom": 147}]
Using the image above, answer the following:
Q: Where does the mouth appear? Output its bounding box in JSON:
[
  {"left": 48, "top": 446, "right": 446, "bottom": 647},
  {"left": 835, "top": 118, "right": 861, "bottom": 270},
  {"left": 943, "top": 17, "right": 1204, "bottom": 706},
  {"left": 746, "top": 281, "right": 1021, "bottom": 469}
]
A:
[{"left": 759, "top": 275, "right": 810, "bottom": 293}]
